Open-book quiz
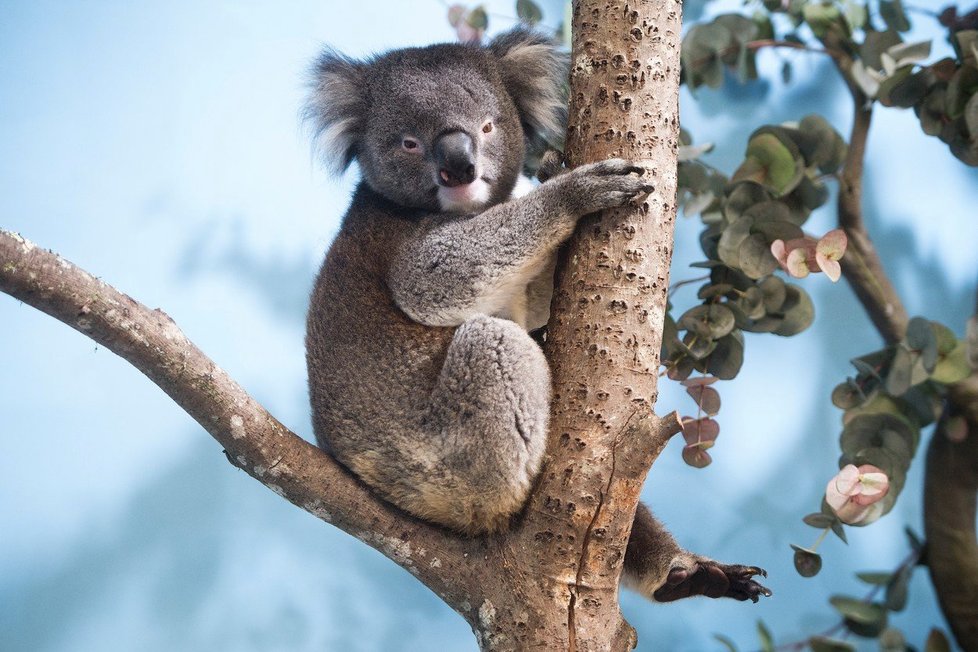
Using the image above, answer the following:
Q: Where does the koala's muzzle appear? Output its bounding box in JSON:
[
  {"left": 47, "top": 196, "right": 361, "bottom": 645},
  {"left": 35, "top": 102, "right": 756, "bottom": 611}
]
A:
[{"left": 434, "top": 131, "right": 477, "bottom": 187}]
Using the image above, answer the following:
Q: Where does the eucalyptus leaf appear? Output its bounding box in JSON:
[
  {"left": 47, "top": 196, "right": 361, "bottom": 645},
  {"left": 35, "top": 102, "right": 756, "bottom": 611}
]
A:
[
  {"left": 831, "top": 520, "right": 848, "bottom": 544},
  {"left": 862, "top": 30, "right": 904, "bottom": 71},
  {"left": 906, "top": 316, "right": 938, "bottom": 370},
  {"left": 906, "top": 526, "right": 924, "bottom": 554},
  {"left": 791, "top": 544, "right": 822, "bottom": 577},
  {"left": 739, "top": 285, "right": 767, "bottom": 319},
  {"left": 724, "top": 183, "right": 772, "bottom": 221},
  {"left": 885, "top": 562, "right": 912, "bottom": 611},
  {"left": 773, "top": 285, "right": 814, "bottom": 336},
  {"left": 714, "top": 634, "right": 739, "bottom": 652},
  {"left": 932, "top": 339, "right": 971, "bottom": 384},
  {"left": 809, "top": 637, "right": 855, "bottom": 652},
  {"left": 515, "top": 0, "right": 543, "bottom": 25},
  {"left": 803, "top": 512, "right": 835, "bottom": 528},
  {"left": 843, "top": 0, "right": 867, "bottom": 32},
  {"left": 803, "top": 2, "right": 843, "bottom": 38},
  {"left": 829, "top": 596, "right": 887, "bottom": 625},
  {"left": 739, "top": 233, "right": 778, "bottom": 278},
  {"left": 467, "top": 5, "right": 489, "bottom": 29},
  {"left": 698, "top": 283, "right": 734, "bottom": 300},
  {"left": 760, "top": 276, "right": 787, "bottom": 312},
  {"left": 879, "top": 628, "right": 907, "bottom": 652},
  {"left": 757, "top": 619, "right": 775, "bottom": 652},
  {"left": 831, "top": 380, "right": 864, "bottom": 409},
  {"left": 706, "top": 331, "right": 745, "bottom": 380},
  {"left": 885, "top": 345, "right": 914, "bottom": 395},
  {"left": 843, "top": 615, "right": 888, "bottom": 638},
  {"left": 683, "top": 330, "right": 719, "bottom": 360},
  {"left": 856, "top": 572, "right": 893, "bottom": 585},
  {"left": 733, "top": 131, "right": 804, "bottom": 196},
  {"left": 717, "top": 216, "right": 754, "bottom": 268},
  {"left": 680, "top": 304, "right": 737, "bottom": 339},
  {"left": 880, "top": 0, "right": 911, "bottom": 33},
  {"left": 839, "top": 413, "right": 915, "bottom": 463}
]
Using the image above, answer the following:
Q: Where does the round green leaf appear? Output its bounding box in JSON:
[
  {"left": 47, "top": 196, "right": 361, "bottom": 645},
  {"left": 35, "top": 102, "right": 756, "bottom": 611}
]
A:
[
  {"left": 734, "top": 131, "right": 804, "bottom": 196},
  {"left": 803, "top": 512, "right": 836, "bottom": 528},
  {"left": 803, "top": 2, "right": 844, "bottom": 38},
  {"left": 809, "top": 637, "right": 855, "bottom": 652},
  {"left": 697, "top": 282, "right": 734, "bottom": 300},
  {"left": 829, "top": 596, "right": 887, "bottom": 625},
  {"left": 724, "top": 183, "right": 771, "bottom": 222},
  {"left": 738, "top": 285, "right": 767, "bottom": 319},
  {"left": 739, "top": 233, "right": 778, "bottom": 278},
  {"left": 706, "top": 331, "right": 745, "bottom": 380},
  {"left": 515, "top": 0, "right": 543, "bottom": 25},
  {"left": 680, "top": 304, "right": 737, "bottom": 340},
  {"left": 466, "top": 5, "right": 488, "bottom": 29},
  {"left": 717, "top": 216, "right": 754, "bottom": 268},
  {"left": 760, "top": 276, "right": 787, "bottom": 312},
  {"left": 880, "top": 0, "right": 911, "bottom": 32},
  {"left": 773, "top": 285, "right": 814, "bottom": 336},
  {"left": 840, "top": 413, "right": 915, "bottom": 463},
  {"left": 831, "top": 380, "right": 865, "bottom": 409},
  {"left": 791, "top": 544, "right": 822, "bottom": 577},
  {"left": 906, "top": 316, "right": 939, "bottom": 370},
  {"left": 932, "top": 339, "right": 971, "bottom": 384},
  {"left": 683, "top": 330, "right": 719, "bottom": 360}
]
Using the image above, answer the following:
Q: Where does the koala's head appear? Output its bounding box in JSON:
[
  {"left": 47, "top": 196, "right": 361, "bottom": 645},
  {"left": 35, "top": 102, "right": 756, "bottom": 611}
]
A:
[{"left": 306, "top": 28, "right": 567, "bottom": 213}]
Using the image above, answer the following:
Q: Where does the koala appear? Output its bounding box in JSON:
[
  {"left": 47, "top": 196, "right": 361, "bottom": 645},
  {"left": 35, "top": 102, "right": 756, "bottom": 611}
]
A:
[{"left": 304, "top": 27, "right": 771, "bottom": 604}]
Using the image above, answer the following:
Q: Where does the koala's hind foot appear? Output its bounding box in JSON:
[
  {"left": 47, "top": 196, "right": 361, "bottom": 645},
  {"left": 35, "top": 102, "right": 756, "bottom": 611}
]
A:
[
  {"left": 624, "top": 503, "right": 772, "bottom": 604},
  {"left": 406, "top": 315, "right": 550, "bottom": 535},
  {"left": 651, "top": 558, "right": 770, "bottom": 603}
]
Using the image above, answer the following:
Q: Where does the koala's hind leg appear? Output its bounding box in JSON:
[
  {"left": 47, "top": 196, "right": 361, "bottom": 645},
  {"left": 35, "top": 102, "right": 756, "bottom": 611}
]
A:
[
  {"left": 623, "top": 503, "right": 772, "bottom": 603},
  {"left": 411, "top": 314, "right": 550, "bottom": 535}
]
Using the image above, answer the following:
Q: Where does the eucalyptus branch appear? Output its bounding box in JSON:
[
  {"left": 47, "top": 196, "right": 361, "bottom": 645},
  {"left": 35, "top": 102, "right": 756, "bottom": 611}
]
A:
[
  {"left": 745, "top": 39, "right": 840, "bottom": 59},
  {"left": 818, "top": 35, "right": 909, "bottom": 344}
]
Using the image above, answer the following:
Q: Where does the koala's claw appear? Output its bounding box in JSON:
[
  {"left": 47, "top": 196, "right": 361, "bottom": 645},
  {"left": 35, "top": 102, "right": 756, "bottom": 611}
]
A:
[
  {"left": 565, "top": 158, "right": 653, "bottom": 213},
  {"left": 653, "top": 560, "right": 772, "bottom": 603}
]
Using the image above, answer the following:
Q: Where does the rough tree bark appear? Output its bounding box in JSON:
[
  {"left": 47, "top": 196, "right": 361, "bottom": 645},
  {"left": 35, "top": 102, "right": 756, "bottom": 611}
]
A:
[
  {"left": 0, "top": 2, "right": 683, "bottom": 650},
  {"left": 540, "top": 0, "right": 682, "bottom": 647}
]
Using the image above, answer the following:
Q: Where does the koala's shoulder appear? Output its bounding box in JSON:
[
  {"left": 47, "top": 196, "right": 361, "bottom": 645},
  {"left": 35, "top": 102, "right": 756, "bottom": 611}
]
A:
[{"left": 311, "top": 184, "right": 430, "bottom": 325}]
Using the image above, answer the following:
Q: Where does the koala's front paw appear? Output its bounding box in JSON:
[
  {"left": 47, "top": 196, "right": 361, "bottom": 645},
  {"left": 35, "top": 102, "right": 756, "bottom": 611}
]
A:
[
  {"left": 561, "top": 158, "right": 654, "bottom": 215},
  {"left": 653, "top": 556, "right": 772, "bottom": 603}
]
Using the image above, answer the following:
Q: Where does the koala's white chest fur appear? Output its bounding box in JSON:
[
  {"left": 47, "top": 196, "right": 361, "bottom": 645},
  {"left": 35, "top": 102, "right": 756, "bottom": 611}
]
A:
[{"left": 491, "top": 175, "right": 556, "bottom": 331}]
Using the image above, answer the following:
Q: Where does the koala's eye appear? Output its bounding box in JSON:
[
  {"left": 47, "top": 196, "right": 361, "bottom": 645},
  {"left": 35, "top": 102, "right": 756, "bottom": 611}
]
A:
[
  {"left": 482, "top": 121, "right": 493, "bottom": 134},
  {"left": 401, "top": 138, "right": 421, "bottom": 152}
]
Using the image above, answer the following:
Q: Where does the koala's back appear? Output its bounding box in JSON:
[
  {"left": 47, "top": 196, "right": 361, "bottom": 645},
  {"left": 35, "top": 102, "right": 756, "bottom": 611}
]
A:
[{"left": 306, "top": 186, "right": 454, "bottom": 492}]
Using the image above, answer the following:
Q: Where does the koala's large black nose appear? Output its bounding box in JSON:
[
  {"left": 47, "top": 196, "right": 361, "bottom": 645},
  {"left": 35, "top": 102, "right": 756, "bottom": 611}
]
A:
[{"left": 434, "top": 131, "right": 477, "bottom": 187}]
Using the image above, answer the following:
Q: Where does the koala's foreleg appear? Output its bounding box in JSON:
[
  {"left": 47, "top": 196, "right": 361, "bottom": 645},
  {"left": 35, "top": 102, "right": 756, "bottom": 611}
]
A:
[
  {"left": 623, "top": 503, "right": 772, "bottom": 603},
  {"left": 400, "top": 314, "right": 550, "bottom": 535},
  {"left": 388, "top": 159, "right": 652, "bottom": 329}
]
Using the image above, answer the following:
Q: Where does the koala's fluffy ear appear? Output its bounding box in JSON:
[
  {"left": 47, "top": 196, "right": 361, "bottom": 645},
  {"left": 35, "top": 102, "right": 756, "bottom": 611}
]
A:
[
  {"left": 305, "top": 49, "right": 369, "bottom": 175},
  {"left": 489, "top": 28, "right": 568, "bottom": 144}
]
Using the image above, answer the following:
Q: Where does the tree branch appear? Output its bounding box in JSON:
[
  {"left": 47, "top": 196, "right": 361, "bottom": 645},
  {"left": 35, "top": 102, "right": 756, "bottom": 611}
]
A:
[
  {"left": 924, "top": 393, "right": 978, "bottom": 651},
  {"left": 825, "top": 47, "right": 910, "bottom": 344},
  {"left": 0, "top": 229, "right": 475, "bottom": 607}
]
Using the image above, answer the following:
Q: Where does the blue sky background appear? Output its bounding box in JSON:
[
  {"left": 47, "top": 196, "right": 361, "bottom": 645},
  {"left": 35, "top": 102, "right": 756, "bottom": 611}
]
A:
[{"left": 1, "top": 1, "right": 976, "bottom": 650}]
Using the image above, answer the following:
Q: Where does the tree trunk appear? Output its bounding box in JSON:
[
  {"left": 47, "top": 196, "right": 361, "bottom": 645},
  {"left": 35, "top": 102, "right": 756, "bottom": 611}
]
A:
[{"left": 511, "top": 0, "right": 683, "bottom": 647}]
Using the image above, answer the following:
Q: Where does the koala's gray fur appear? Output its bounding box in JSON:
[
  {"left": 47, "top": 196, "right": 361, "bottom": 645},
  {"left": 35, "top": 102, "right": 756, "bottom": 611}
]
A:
[{"left": 305, "top": 28, "right": 770, "bottom": 603}]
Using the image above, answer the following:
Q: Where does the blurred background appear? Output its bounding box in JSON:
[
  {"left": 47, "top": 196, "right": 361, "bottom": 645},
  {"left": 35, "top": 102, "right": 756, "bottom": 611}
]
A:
[{"left": 1, "top": 1, "right": 976, "bottom": 650}]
